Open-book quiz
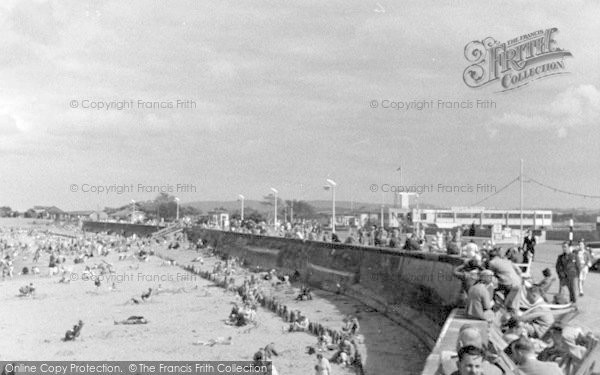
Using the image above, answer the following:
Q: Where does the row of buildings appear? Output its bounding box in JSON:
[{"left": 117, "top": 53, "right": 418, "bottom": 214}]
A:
[
  {"left": 3, "top": 204, "right": 570, "bottom": 231},
  {"left": 3, "top": 206, "right": 119, "bottom": 222},
  {"left": 325, "top": 207, "right": 553, "bottom": 230},
  {"left": 210, "top": 205, "right": 555, "bottom": 231}
]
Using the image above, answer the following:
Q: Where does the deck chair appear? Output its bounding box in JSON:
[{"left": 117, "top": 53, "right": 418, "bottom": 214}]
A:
[
  {"left": 515, "top": 258, "right": 533, "bottom": 278},
  {"left": 487, "top": 325, "right": 519, "bottom": 375},
  {"left": 571, "top": 334, "right": 599, "bottom": 375}
]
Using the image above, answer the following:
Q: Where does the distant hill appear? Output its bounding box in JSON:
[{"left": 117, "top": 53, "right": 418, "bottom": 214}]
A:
[{"left": 185, "top": 200, "right": 268, "bottom": 214}]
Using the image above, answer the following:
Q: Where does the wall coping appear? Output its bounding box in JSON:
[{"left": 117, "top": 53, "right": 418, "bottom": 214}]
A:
[{"left": 195, "top": 228, "right": 465, "bottom": 266}]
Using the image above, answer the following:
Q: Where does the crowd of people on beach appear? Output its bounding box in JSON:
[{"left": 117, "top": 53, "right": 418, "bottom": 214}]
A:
[
  {"left": 5, "top": 220, "right": 598, "bottom": 375},
  {"left": 199, "top": 247, "right": 365, "bottom": 374},
  {"left": 449, "top": 234, "right": 597, "bottom": 375}
]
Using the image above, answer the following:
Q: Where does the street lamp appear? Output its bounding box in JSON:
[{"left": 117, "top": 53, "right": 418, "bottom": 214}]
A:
[
  {"left": 270, "top": 188, "right": 278, "bottom": 228},
  {"left": 238, "top": 194, "right": 245, "bottom": 221},
  {"left": 326, "top": 179, "right": 337, "bottom": 234},
  {"left": 415, "top": 193, "right": 420, "bottom": 237},
  {"left": 175, "top": 197, "right": 180, "bottom": 221}
]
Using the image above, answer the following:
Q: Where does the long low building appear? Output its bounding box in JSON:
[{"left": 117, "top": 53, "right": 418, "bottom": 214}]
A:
[{"left": 410, "top": 206, "right": 553, "bottom": 229}]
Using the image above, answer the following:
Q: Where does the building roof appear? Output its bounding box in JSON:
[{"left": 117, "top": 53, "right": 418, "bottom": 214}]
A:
[
  {"left": 68, "top": 210, "right": 95, "bottom": 216},
  {"left": 32, "top": 206, "right": 64, "bottom": 214}
]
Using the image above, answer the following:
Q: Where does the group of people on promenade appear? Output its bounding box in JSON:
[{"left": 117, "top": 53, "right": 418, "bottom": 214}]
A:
[
  {"left": 450, "top": 235, "right": 596, "bottom": 375},
  {"left": 220, "top": 219, "right": 551, "bottom": 261},
  {"left": 223, "top": 218, "right": 455, "bottom": 251}
]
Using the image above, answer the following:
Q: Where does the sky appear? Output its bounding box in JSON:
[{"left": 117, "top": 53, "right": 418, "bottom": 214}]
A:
[{"left": 1, "top": 0, "right": 599, "bottom": 212}]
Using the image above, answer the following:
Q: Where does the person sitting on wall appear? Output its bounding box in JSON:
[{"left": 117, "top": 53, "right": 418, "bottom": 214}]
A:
[
  {"left": 449, "top": 345, "right": 487, "bottom": 375},
  {"left": 344, "top": 232, "right": 357, "bottom": 245},
  {"left": 465, "top": 270, "right": 495, "bottom": 322},
  {"left": 388, "top": 230, "right": 400, "bottom": 248},
  {"left": 331, "top": 232, "right": 341, "bottom": 243},
  {"left": 439, "top": 325, "right": 502, "bottom": 375},
  {"left": 403, "top": 233, "right": 421, "bottom": 251},
  {"left": 453, "top": 257, "right": 483, "bottom": 306}
]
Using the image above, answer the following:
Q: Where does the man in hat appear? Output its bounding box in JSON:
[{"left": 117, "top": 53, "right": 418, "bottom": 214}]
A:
[
  {"left": 453, "top": 258, "right": 483, "bottom": 306},
  {"left": 466, "top": 269, "right": 495, "bottom": 322},
  {"left": 556, "top": 242, "right": 580, "bottom": 303}
]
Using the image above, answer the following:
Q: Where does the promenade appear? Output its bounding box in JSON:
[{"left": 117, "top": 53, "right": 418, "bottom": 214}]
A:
[{"left": 528, "top": 241, "right": 600, "bottom": 339}]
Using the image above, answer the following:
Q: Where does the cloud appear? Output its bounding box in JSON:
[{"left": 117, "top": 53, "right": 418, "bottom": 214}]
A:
[
  {"left": 551, "top": 85, "right": 600, "bottom": 127},
  {"left": 0, "top": 113, "right": 20, "bottom": 135},
  {"left": 7, "top": 0, "right": 61, "bottom": 45},
  {"left": 489, "top": 84, "right": 600, "bottom": 136}
]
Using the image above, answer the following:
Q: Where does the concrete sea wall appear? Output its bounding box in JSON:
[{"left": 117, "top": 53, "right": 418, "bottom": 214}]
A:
[
  {"left": 186, "top": 228, "right": 465, "bottom": 349},
  {"left": 80, "top": 221, "right": 465, "bottom": 348},
  {"left": 82, "top": 221, "right": 162, "bottom": 237}
]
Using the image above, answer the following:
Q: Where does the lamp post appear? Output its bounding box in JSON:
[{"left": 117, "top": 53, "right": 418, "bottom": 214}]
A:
[
  {"left": 326, "top": 179, "right": 337, "bottom": 234},
  {"left": 415, "top": 194, "right": 420, "bottom": 237},
  {"left": 238, "top": 194, "right": 245, "bottom": 221},
  {"left": 175, "top": 197, "right": 180, "bottom": 221},
  {"left": 270, "top": 188, "right": 278, "bottom": 228}
]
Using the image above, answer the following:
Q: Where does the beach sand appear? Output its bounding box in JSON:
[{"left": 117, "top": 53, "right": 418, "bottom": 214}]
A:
[{"left": 0, "top": 229, "right": 426, "bottom": 374}]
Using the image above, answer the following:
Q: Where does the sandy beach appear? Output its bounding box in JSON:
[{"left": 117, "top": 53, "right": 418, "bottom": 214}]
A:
[{"left": 0, "top": 225, "right": 426, "bottom": 374}]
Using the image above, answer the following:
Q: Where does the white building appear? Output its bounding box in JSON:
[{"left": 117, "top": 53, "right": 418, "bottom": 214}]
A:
[{"left": 411, "top": 206, "right": 552, "bottom": 229}]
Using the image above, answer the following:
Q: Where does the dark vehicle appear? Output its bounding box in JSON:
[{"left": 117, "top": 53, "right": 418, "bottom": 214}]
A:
[{"left": 587, "top": 242, "right": 600, "bottom": 270}]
